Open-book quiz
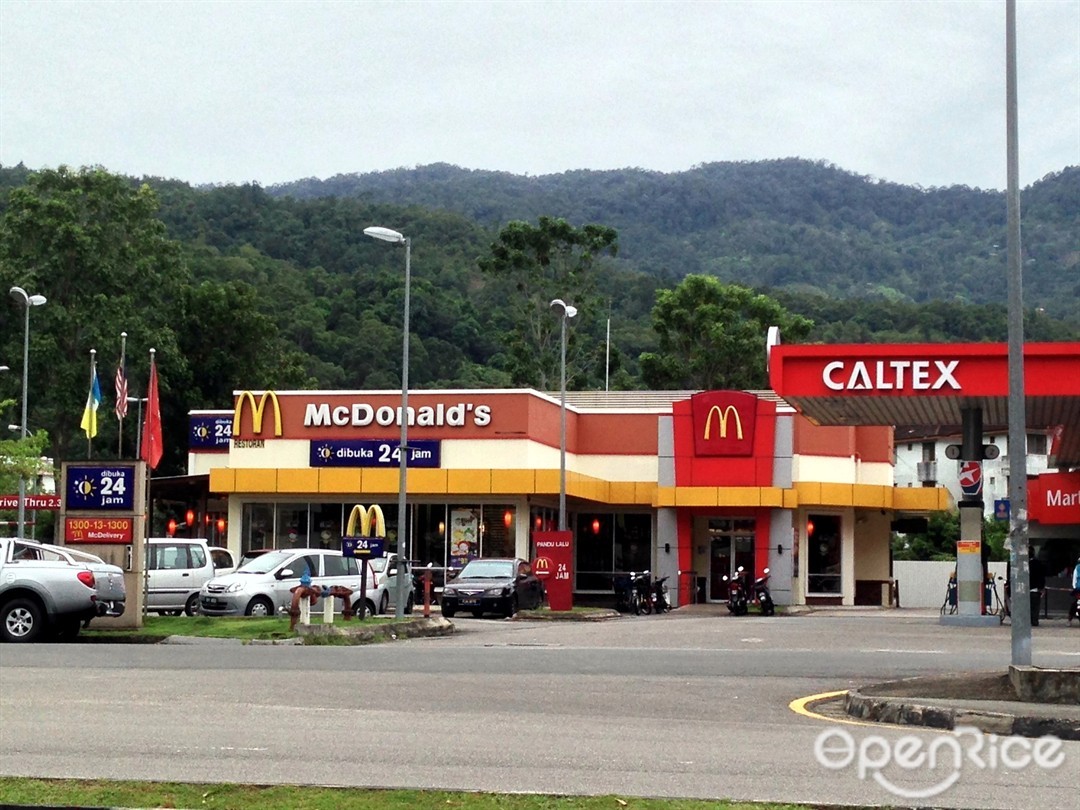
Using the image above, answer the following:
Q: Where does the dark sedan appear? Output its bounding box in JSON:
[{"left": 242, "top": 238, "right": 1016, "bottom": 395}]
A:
[{"left": 440, "top": 557, "right": 544, "bottom": 618}]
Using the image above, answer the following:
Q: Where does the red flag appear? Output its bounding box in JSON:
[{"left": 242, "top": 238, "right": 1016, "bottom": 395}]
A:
[{"left": 141, "top": 352, "right": 163, "bottom": 470}]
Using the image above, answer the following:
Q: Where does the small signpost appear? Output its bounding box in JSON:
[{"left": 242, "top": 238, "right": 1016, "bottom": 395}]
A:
[{"left": 342, "top": 504, "right": 387, "bottom": 619}]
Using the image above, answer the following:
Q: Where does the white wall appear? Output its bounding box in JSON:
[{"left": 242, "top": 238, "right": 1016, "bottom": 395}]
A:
[{"left": 892, "top": 559, "right": 1007, "bottom": 608}]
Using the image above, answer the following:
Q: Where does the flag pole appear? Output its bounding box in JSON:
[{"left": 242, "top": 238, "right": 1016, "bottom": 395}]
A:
[
  {"left": 117, "top": 331, "right": 127, "bottom": 457},
  {"left": 87, "top": 349, "right": 96, "bottom": 459}
]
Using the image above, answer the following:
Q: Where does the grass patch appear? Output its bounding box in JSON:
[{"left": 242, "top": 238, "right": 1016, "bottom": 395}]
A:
[
  {"left": 82, "top": 614, "right": 397, "bottom": 643},
  {"left": 0, "top": 778, "right": 808, "bottom": 810}
]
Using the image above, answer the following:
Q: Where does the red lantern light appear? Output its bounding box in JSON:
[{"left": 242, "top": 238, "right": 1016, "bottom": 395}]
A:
[
  {"left": 503, "top": 509, "right": 513, "bottom": 529},
  {"left": 216, "top": 518, "right": 226, "bottom": 533},
  {"left": 592, "top": 518, "right": 601, "bottom": 535},
  {"left": 185, "top": 509, "right": 195, "bottom": 527},
  {"left": 534, "top": 515, "right": 542, "bottom": 530},
  {"left": 167, "top": 518, "right": 177, "bottom": 536},
  {"left": 806, "top": 519, "right": 815, "bottom": 537}
]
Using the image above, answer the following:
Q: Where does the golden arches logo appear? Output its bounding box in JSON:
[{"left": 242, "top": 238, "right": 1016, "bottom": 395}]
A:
[
  {"left": 703, "top": 404, "right": 744, "bottom": 441},
  {"left": 233, "top": 391, "right": 282, "bottom": 437},
  {"left": 346, "top": 504, "right": 386, "bottom": 538}
]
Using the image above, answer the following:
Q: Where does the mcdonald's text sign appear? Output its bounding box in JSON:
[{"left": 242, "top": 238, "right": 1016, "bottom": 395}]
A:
[{"left": 691, "top": 391, "right": 757, "bottom": 456}]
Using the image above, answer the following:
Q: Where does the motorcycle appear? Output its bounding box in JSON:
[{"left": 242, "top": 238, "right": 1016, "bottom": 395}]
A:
[
  {"left": 751, "top": 567, "right": 775, "bottom": 616},
  {"left": 632, "top": 570, "right": 654, "bottom": 615},
  {"left": 652, "top": 574, "right": 671, "bottom": 613},
  {"left": 723, "top": 566, "right": 749, "bottom": 616}
]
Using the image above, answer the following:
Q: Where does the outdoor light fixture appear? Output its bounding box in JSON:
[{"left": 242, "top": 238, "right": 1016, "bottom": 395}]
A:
[
  {"left": 503, "top": 509, "right": 513, "bottom": 529},
  {"left": 167, "top": 518, "right": 177, "bottom": 536},
  {"left": 216, "top": 518, "right": 226, "bottom": 533},
  {"left": 550, "top": 298, "right": 577, "bottom": 531},
  {"left": 9, "top": 285, "right": 47, "bottom": 541},
  {"left": 365, "top": 225, "right": 412, "bottom": 619},
  {"left": 591, "top": 518, "right": 601, "bottom": 535},
  {"left": 186, "top": 509, "right": 195, "bottom": 527}
]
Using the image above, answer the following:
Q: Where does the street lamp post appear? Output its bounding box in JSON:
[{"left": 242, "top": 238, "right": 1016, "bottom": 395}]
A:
[
  {"left": 550, "top": 299, "right": 577, "bottom": 531},
  {"left": 9, "top": 286, "right": 47, "bottom": 540},
  {"left": 364, "top": 225, "right": 411, "bottom": 618}
]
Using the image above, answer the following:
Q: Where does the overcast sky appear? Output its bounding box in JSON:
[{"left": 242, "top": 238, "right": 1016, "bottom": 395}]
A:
[{"left": 1, "top": 0, "right": 1077, "bottom": 191}]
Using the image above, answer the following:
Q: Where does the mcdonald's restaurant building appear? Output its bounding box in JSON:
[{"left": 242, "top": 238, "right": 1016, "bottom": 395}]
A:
[{"left": 185, "top": 387, "right": 949, "bottom": 607}]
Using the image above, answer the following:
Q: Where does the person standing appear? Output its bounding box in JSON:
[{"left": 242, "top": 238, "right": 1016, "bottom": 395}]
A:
[{"left": 1069, "top": 556, "right": 1080, "bottom": 625}]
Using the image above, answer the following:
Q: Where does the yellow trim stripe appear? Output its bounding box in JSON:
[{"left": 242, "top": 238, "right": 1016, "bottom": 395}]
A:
[{"left": 209, "top": 467, "right": 949, "bottom": 513}]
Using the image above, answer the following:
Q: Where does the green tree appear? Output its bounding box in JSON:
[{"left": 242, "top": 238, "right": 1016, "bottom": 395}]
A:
[
  {"left": 891, "top": 512, "right": 1009, "bottom": 561},
  {"left": 639, "top": 275, "right": 813, "bottom": 389},
  {"left": 477, "top": 216, "right": 618, "bottom": 389},
  {"left": 0, "top": 167, "right": 304, "bottom": 473}
]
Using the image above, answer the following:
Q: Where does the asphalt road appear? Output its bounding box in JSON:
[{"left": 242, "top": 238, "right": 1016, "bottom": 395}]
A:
[{"left": 1, "top": 609, "right": 1077, "bottom": 808}]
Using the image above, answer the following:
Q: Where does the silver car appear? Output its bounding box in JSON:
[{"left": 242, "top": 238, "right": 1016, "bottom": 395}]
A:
[{"left": 199, "top": 548, "right": 382, "bottom": 617}]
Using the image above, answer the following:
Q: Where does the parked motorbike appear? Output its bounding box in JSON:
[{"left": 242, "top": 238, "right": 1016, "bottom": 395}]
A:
[
  {"left": 723, "top": 567, "right": 749, "bottom": 616},
  {"left": 632, "top": 570, "right": 654, "bottom": 615},
  {"left": 652, "top": 574, "right": 671, "bottom": 613},
  {"left": 751, "top": 567, "right": 775, "bottom": 616}
]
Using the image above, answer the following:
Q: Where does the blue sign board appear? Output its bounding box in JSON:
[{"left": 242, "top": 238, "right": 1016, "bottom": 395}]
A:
[
  {"left": 66, "top": 465, "right": 136, "bottom": 511},
  {"left": 994, "top": 499, "right": 1010, "bottom": 521},
  {"left": 342, "top": 536, "right": 386, "bottom": 558},
  {"left": 189, "top": 415, "right": 233, "bottom": 449},
  {"left": 310, "top": 439, "right": 441, "bottom": 468}
]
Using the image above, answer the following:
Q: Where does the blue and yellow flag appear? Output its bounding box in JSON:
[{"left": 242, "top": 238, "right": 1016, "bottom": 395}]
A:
[{"left": 80, "top": 363, "right": 102, "bottom": 439}]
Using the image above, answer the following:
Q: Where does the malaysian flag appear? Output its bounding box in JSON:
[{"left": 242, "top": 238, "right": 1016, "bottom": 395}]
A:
[{"left": 115, "top": 360, "right": 128, "bottom": 419}]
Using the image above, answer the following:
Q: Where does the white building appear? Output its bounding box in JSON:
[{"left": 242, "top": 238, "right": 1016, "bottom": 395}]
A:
[{"left": 893, "top": 427, "right": 1053, "bottom": 517}]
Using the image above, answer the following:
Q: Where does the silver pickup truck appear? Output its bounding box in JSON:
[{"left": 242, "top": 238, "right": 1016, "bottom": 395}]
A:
[{"left": 0, "top": 537, "right": 126, "bottom": 642}]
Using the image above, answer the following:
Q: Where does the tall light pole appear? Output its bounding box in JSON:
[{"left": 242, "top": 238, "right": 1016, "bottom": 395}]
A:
[
  {"left": 9, "top": 286, "right": 47, "bottom": 540},
  {"left": 550, "top": 299, "right": 577, "bottom": 531},
  {"left": 364, "top": 225, "right": 411, "bottom": 618}
]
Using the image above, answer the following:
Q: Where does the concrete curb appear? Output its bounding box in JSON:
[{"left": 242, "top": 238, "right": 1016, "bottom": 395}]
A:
[{"left": 845, "top": 688, "right": 1080, "bottom": 741}]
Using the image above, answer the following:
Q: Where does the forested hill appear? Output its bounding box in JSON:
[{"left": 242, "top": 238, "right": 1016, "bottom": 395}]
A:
[{"left": 270, "top": 160, "right": 1080, "bottom": 323}]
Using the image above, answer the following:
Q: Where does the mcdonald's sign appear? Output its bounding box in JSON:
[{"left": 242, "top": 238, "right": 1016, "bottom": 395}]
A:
[
  {"left": 342, "top": 504, "right": 387, "bottom": 558},
  {"left": 232, "top": 391, "right": 283, "bottom": 439},
  {"left": 691, "top": 391, "right": 756, "bottom": 456}
]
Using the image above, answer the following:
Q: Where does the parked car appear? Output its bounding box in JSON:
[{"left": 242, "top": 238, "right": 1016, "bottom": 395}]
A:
[
  {"left": 440, "top": 557, "right": 544, "bottom": 619},
  {"left": 367, "top": 553, "right": 414, "bottom": 614},
  {"left": 200, "top": 547, "right": 381, "bottom": 618},
  {"left": 147, "top": 538, "right": 223, "bottom": 616},
  {"left": 209, "top": 546, "right": 237, "bottom": 576},
  {"left": 39, "top": 543, "right": 126, "bottom": 629},
  {"left": 238, "top": 547, "right": 275, "bottom": 567},
  {"left": 0, "top": 538, "right": 124, "bottom": 642}
]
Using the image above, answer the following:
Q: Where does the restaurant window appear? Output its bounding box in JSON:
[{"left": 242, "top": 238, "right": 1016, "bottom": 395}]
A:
[
  {"left": 807, "top": 513, "right": 842, "bottom": 595},
  {"left": 276, "top": 504, "right": 309, "bottom": 548},
  {"left": 311, "top": 503, "right": 343, "bottom": 550},
  {"left": 241, "top": 503, "right": 274, "bottom": 555},
  {"left": 414, "top": 504, "right": 448, "bottom": 568},
  {"left": 576, "top": 513, "right": 613, "bottom": 591}
]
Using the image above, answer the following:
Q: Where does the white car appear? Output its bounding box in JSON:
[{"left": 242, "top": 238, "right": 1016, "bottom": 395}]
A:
[
  {"left": 146, "top": 538, "right": 235, "bottom": 616},
  {"left": 367, "top": 554, "right": 414, "bottom": 615},
  {"left": 200, "top": 548, "right": 385, "bottom": 618}
]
